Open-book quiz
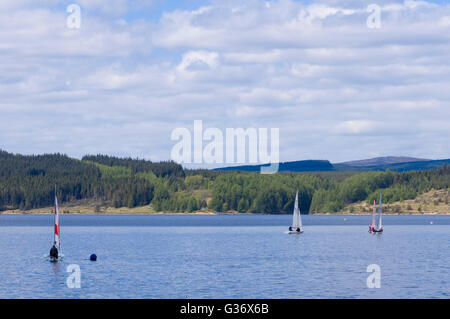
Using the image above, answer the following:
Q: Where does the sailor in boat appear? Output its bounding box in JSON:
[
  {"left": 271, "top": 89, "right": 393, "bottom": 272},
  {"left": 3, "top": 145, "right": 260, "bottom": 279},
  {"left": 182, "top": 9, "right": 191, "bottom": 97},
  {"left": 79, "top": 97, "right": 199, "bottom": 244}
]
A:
[
  {"left": 50, "top": 244, "right": 58, "bottom": 260},
  {"left": 289, "top": 226, "right": 301, "bottom": 233}
]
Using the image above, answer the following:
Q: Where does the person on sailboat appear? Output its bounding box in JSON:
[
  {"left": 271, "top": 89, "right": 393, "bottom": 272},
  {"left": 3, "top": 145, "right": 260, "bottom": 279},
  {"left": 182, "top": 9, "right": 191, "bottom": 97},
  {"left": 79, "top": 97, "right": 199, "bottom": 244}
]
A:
[{"left": 50, "top": 244, "right": 58, "bottom": 259}]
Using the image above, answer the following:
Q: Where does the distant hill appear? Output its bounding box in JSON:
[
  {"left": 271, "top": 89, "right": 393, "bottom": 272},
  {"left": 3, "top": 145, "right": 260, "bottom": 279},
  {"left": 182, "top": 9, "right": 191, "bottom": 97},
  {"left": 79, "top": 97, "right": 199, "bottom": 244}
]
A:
[
  {"left": 216, "top": 157, "right": 450, "bottom": 173},
  {"left": 338, "top": 156, "right": 429, "bottom": 167},
  {"left": 215, "top": 160, "right": 334, "bottom": 172},
  {"left": 334, "top": 159, "right": 450, "bottom": 172}
]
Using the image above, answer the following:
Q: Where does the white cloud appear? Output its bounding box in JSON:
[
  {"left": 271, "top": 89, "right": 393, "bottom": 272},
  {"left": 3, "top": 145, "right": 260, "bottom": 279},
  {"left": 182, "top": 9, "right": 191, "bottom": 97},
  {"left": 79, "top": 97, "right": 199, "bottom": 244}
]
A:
[
  {"left": 177, "top": 51, "right": 220, "bottom": 71},
  {"left": 1, "top": 0, "right": 450, "bottom": 164},
  {"left": 336, "top": 120, "right": 380, "bottom": 134},
  {"left": 439, "top": 16, "right": 450, "bottom": 26}
]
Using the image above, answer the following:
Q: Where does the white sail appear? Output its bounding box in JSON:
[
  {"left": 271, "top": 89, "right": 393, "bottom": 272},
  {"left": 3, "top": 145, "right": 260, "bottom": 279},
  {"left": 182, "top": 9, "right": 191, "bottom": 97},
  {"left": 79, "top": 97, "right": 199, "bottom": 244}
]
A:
[
  {"left": 375, "top": 193, "right": 382, "bottom": 231},
  {"left": 371, "top": 200, "right": 376, "bottom": 228},
  {"left": 292, "top": 191, "right": 302, "bottom": 229}
]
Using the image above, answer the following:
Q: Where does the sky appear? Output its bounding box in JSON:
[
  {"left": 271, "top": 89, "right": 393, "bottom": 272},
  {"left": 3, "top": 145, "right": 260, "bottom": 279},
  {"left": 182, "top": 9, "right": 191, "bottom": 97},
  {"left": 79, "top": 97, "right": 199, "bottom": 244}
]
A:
[{"left": 0, "top": 0, "right": 449, "bottom": 168}]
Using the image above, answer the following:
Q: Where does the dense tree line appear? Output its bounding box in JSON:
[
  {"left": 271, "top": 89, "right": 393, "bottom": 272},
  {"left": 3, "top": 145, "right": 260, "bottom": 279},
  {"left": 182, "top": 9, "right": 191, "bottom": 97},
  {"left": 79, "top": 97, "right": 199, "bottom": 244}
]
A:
[
  {"left": 209, "top": 165, "right": 449, "bottom": 213},
  {"left": 0, "top": 151, "right": 190, "bottom": 211},
  {"left": 82, "top": 154, "right": 185, "bottom": 178},
  {"left": 0, "top": 151, "right": 100, "bottom": 210},
  {"left": 0, "top": 149, "right": 448, "bottom": 213},
  {"left": 209, "top": 173, "right": 325, "bottom": 213},
  {"left": 309, "top": 165, "right": 450, "bottom": 212}
]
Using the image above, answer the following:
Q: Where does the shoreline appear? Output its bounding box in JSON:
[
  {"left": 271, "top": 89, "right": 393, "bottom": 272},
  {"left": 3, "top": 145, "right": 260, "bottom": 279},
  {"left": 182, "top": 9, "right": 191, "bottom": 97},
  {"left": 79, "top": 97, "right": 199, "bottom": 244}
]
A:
[
  {"left": 0, "top": 210, "right": 220, "bottom": 216},
  {"left": 2, "top": 189, "right": 448, "bottom": 216},
  {"left": 1, "top": 211, "right": 449, "bottom": 216}
]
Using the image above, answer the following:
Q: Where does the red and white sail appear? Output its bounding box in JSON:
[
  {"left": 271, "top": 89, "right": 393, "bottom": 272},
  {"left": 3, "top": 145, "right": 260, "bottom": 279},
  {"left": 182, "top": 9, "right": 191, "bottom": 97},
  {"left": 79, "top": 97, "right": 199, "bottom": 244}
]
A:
[{"left": 54, "top": 193, "right": 60, "bottom": 250}]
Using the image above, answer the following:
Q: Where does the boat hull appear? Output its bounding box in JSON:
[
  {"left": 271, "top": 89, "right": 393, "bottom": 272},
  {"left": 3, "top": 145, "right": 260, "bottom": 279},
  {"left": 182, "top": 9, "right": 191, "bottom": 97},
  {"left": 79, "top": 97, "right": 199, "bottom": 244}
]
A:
[{"left": 45, "top": 254, "right": 64, "bottom": 262}]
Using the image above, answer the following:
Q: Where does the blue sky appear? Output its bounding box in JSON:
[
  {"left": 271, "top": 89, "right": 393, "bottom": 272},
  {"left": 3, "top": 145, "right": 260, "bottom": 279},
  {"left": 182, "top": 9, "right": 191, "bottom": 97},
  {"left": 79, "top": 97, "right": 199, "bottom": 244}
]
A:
[{"left": 0, "top": 0, "right": 449, "bottom": 167}]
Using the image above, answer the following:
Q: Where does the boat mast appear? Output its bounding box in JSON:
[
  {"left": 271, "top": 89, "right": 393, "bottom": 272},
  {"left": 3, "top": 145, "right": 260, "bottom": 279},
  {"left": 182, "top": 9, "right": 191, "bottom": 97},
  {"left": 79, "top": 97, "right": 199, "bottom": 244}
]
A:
[{"left": 377, "top": 193, "right": 382, "bottom": 230}]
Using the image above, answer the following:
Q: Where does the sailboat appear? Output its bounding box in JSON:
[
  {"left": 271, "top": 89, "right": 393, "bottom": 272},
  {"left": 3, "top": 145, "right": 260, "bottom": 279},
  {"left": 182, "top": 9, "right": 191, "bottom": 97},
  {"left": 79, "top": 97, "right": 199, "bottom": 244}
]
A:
[
  {"left": 48, "top": 188, "right": 63, "bottom": 261},
  {"left": 288, "top": 191, "right": 303, "bottom": 234},
  {"left": 371, "top": 193, "right": 383, "bottom": 234}
]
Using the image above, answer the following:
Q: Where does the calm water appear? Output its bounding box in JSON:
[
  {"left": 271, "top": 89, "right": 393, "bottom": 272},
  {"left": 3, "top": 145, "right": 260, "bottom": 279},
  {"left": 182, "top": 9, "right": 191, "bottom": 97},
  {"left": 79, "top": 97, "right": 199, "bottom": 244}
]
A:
[{"left": 0, "top": 214, "right": 448, "bottom": 299}]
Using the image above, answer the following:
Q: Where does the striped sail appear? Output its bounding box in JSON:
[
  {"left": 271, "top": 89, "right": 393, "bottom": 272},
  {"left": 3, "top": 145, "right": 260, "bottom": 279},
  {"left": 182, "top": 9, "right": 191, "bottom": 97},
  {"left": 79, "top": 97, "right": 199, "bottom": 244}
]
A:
[{"left": 54, "top": 193, "right": 61, "bottom": 250}]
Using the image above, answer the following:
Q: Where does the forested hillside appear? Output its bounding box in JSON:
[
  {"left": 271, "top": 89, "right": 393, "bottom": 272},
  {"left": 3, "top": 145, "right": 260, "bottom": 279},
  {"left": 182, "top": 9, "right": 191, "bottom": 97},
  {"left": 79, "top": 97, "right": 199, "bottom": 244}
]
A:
[
  {"left": 0, "top": 150, "right": 449, "bottom": 213},
  {"left": 207, "top": 166, "right": 449, "bottom": 213},
  {"left": 0, "top": 151, "right": 185, "bottom": 211},
  {"left": 82, "top": 155, "right": 185, "bottom": 178}
]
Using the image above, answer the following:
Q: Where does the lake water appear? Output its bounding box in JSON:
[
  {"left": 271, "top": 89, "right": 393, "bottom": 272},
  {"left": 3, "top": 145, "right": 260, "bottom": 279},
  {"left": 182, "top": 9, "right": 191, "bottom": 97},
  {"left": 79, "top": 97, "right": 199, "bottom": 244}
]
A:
[{"left": 0, "top": 214, "right": 448, "bottom": 299}]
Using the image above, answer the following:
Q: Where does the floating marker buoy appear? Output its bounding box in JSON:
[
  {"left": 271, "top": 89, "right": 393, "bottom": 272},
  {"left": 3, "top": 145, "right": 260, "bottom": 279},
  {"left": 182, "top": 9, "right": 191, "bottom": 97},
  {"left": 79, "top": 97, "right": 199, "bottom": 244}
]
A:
[{"left": 90, "top": 254, "right": 97, "bottom": 261}]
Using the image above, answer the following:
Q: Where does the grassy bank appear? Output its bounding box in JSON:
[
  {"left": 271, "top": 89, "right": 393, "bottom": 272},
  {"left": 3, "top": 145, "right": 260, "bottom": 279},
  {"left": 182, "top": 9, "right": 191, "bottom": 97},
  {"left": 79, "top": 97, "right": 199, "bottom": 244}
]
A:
[{"left": 2, "top": 189, "right": 449, "bottom": 215}]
